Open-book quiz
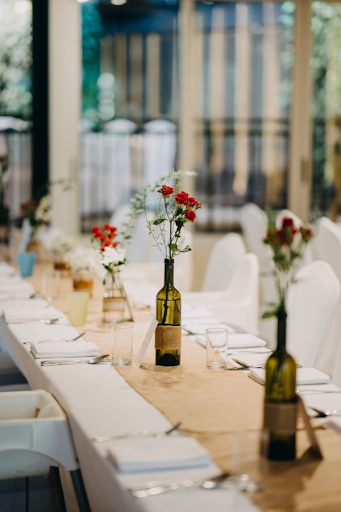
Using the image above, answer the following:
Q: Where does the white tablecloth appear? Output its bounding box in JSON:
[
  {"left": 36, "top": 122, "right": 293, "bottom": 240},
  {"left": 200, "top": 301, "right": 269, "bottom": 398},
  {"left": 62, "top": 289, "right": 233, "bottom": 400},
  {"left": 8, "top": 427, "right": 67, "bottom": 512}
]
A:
[{"left": 0, "top": 273, "right": 259, "bottom": 512}]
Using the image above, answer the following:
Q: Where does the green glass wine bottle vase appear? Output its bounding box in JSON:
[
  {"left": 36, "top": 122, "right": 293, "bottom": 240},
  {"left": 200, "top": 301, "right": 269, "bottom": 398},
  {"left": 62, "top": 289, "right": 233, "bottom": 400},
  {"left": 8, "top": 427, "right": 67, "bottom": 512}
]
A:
[{"left": 155, "top": 259, "right": 181, "bottom": 366}]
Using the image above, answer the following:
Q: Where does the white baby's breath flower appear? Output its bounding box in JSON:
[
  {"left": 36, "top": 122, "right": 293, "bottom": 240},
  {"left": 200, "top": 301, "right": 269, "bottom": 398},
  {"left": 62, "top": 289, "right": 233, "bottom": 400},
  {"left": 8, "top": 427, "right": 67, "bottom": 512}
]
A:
[
  {"left": 100, "top": 246, "right": 126, "bottom": 268},
  {"left": 42, "top": 231, "right": 76, "bottom": 254},
  {"left": 66, "top": 246, "right": 97, "bottom": 272}
]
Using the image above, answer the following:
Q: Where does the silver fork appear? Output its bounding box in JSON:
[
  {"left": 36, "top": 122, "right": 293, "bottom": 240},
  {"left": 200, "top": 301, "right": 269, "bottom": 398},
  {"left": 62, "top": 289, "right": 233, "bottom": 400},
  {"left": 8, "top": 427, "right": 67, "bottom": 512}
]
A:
[
  {"left": 24, "top": 332, "right": 85, "bottom": 345},
  {"left": 92, "top": 422, "right": 182, "bottom": 443},
  {"left": 41, "top": 354, "right": 109, "bottom": 366},
  {"left": 130, "top": 472, "right": 230, "bottom": 498},
  {"left": 6, "top": 317, "right": 61, "bottom": 325},
  {"left": 308, "top": 406, "right": 341, "bottom": 418}
]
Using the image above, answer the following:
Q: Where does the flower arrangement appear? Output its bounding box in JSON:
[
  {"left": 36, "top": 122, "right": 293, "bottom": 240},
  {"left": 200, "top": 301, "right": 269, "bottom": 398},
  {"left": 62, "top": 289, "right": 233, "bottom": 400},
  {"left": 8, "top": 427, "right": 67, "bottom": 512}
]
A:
[
  {"left": 263, "top": 213, "right": 314, "bottom": 317},
  {"left": 126, "top": 170, "right": 201, "bottom": 259},
  {"left": 150, "top": 185, "right": 201, "bottom": 259},
  {"left": 91, "top": 224, "right": 126, "bottom": 274},
  {"left": 66, "top": 246, "right": 97, "bottom": 273},
  {"left": 45, "top": 232, "right": 76, "bottom": 255}
]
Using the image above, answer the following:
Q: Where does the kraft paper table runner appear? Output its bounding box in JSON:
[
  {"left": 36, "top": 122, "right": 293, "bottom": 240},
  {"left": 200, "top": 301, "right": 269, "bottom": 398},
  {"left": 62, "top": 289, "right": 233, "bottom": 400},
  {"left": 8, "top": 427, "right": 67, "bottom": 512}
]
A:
[{"left": 28, "top": 264, "right": 341, "bottom": 511}]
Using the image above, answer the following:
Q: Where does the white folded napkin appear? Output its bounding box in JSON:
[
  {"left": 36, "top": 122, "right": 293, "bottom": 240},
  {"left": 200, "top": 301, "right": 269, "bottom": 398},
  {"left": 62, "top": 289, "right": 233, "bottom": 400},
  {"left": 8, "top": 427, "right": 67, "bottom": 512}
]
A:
[
  {"left": 183, "top": 320, "right": 235, "bottom": 335},
  {"left": 196, "top": 333, "right": 266, "bottom": 349},
  {"left": 302, "top": 392, "right": 341, "bottom": 417},
  {"left": 4, "top": 308, "right": 62, "bottom": 322},
  {"left": 0, "top": 263, "right": 15, "bottom": 275},
  {"left": 0, "top": 282, "right": 34, "bottom": 294},
  {"left": 182, "top": 307, "right": 213, "bottom": 321},
  {"left": 249, "top": 368, "right": 330, "bottom": 386},
  {"left": 107, "top": 437, "right": 211, "bottom": 473},
  {"left": 0, "top": 276, "right": 23, "bottom": 284},
  {"left": 31, "top": 341, "right": 100, "bottom": 359}
]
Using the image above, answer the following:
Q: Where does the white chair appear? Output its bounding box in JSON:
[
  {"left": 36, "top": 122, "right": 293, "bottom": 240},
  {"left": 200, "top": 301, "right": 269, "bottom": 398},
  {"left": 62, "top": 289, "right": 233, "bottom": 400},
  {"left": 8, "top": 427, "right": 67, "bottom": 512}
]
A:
[
  {"left": 183, "top": 253, "right": 259, "bottom": 334},
  {"left": 240, "top": 203, "right": 270, "bottom": 271},
  {"left": 240, "top": 204, "right": 276, "bottom": 343},
  {"left": 286, "top": 260, "right": 340, "bottom": 368},
  {"left": 142, "top": 120, "right": 177, "bottom": 186},
  {"left": 102, "top": 119, "right": 137, "bottom": 214},
  {"left": 109, "top": 203, "right": 131, "bottom": 230},
  {"left": 201, "top": 233, "right": 247, "bottom": 292},
  {"left": 310, "top": 217, "right": 341, "bottom": 383},
  {"left": 0, "top": 389, "right": 91, "bottom": 512}
]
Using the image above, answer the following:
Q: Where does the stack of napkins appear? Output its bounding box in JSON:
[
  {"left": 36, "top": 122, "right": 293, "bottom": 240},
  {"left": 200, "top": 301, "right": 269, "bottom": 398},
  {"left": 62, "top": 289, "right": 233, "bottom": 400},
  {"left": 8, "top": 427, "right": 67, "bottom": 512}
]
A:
[
  {"left": 196, "top": 333, "right": 267, "bottom": 349},
  {"left": 31, "top": 341, "right": 100, "bottom": 359},
  {"left": 249, "top": 367, "right": 330, "bottom": 386},
  {"left": 107, "top": 437, "right": 211, "bottom": 473}
]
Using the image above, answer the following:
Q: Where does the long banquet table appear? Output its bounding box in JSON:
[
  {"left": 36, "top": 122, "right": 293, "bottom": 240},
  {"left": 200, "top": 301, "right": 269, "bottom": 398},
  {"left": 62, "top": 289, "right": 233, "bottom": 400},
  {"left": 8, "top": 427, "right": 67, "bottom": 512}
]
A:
[{"left": 2, "top": 262, "right": 341, "bottom": 512}]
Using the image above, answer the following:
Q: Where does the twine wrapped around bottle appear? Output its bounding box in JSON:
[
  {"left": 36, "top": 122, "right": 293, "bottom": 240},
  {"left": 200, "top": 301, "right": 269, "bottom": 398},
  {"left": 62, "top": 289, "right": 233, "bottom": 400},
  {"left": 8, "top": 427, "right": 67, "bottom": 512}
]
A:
[{"left": 155, "top": 325, "right": 182, "bottom": 350}]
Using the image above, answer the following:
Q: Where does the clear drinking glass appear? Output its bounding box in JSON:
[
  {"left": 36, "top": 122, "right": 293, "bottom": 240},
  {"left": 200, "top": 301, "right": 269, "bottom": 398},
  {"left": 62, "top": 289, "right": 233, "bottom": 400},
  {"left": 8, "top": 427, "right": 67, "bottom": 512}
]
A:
[
  {"left": 67, "top": 291, "right": 89, "bottom": 327},
  {"left": 231, "top": 429, "right": 265, "bottom": 493},
  {"left": 111, "top": 324, "right": 133, "bottom": 367},
  {"left": 42, "top": 270, "right": 60, "bottom": 301},
  {"left": 206, "top": 327, "right": 228, "bottom": 369}
]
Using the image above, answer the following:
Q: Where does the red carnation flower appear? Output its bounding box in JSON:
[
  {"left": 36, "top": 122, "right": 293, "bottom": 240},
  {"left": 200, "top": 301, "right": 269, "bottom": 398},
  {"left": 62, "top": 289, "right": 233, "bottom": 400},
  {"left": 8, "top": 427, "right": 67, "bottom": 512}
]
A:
[
  {"left": 92, "top": 226, "right": 100, "bottom": 234},
  {"left": 281, "top": 217, "right": 297, "bottom": 232},
  {"left": 103, "top": 223, "right": 112, "bottom": 231},
  {"left": 185, "top": 209, "right": 196, "bottom": 223},
  {"left": 188, "top": 197, "right": 198, "bottom": 208},
  {"left": 175, "top": 191, "right": 189, "bottom": 205},
  {"left": 110, "top": 226, "right": 118, "bottom": 233},
  {"left": 157, "top": 185, "right": 174, "bottom": 197},
  {"left": 109, "top": 232, "right": 116, "bottom": 240},
  {"left": 300, "top": 226, "right": 313, "bottom": 243},
  {"left": 112, "top": 241, "right": 118, "bottom": 248}
]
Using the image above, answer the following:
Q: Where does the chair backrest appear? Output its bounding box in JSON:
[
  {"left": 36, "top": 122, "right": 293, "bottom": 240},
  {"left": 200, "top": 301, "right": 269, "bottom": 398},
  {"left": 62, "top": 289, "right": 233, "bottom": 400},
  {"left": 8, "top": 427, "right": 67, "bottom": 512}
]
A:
[
  {"left": 0, "top": 390, "right": 78, "bottom": 479},
  {"left": 109, "top": 203, "right": 132, "bottom": 229},
  {"left": 310, "top": 217, "right": 341, "bottom": 381},
  {"left": 126, "top": 212, "right": 153, "bottom": 264},
  {"left": 142, "top": 120, "right": 177, "bottom": 184},
  {"left": 103, "top": 118, "right": 137, "bottom": 134},
  {"left": 201, "top": 233, "right": 247, "bottom": 292},
  {"left": 225, "top": 253, "right": 259, "bottom": 304},
  {"left": 311, "top": 217, "right": 341, "bottom": 282},
  {"left": 240, "top": 203, "right": 271, "bottom": 272},
  {"left": 287, "top": 260, "right": 340, "bottom": 367}
]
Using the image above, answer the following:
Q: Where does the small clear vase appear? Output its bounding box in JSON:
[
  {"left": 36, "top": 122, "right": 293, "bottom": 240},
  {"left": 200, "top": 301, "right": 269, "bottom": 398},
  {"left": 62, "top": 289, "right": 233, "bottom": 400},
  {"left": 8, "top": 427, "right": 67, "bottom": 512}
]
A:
[
  {"left": 72, "top": 269, "right": 94, "bottom": 297},
  {"left": 53, "top": 252, "right": 70, "bottom": 273},
  {"left": 102, "top": 270, "right": 127, "bottom": 323}
]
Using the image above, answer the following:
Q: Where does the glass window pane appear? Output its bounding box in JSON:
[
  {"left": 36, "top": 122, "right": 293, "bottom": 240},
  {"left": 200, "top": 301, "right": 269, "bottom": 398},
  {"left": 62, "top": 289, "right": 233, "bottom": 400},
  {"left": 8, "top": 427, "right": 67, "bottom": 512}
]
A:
[
  {"left": 311, "top": 2, "right": 341, "bottom": 219},
  {"left": 81, "top": 1, "right": 180, "bottom": 231},
  {"left": 0, "top": 0, "right": 32, "bottom": 218},
  {"left": 194, "top": 1, "right": 295, "bottom": 230}
]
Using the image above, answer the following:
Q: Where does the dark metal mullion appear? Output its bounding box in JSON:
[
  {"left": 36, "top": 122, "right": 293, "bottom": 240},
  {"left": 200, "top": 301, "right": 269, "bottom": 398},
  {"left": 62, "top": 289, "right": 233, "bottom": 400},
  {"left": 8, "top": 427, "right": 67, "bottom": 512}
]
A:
[{"left": 31, "top": 0, "right": 49, "bottom": 199}]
